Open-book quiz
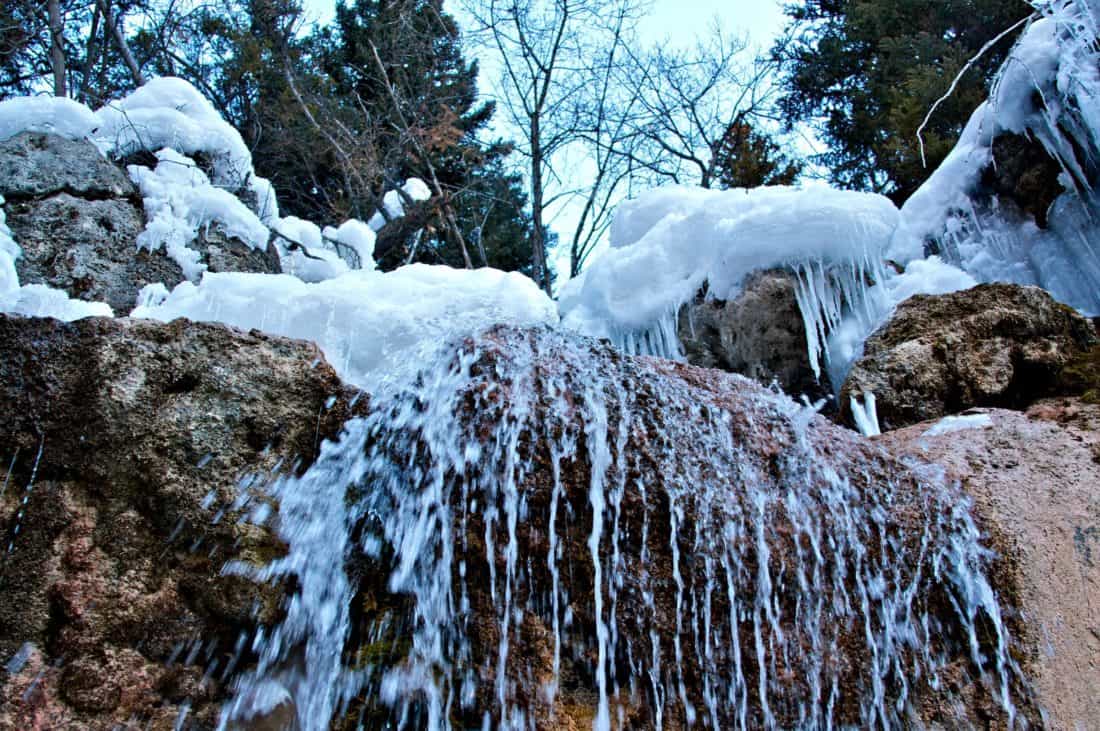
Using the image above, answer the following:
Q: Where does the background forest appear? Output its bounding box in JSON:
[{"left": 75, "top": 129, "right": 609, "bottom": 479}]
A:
[{"left": 0, "top": 0, "right": 1033, "bottom": 291}]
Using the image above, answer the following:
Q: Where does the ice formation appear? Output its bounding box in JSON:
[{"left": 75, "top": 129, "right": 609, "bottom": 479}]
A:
[
  {"left": 559, "top": 183, "right": 905, "bottom": 384},
  {"left": 132, "top": 265, "right": 558, "bottom": 392},
  {"left": 95, "top": 77, "right": 255, "bottom": 188},
  {"left": 849, "top": 391, "right": 882, "bottom": 437},
  {"left": 220, "top": 327, "right": 1024, "bottom": 729},
  {"left": 129, "top": 148, "right": 271, "bottom": 279},
  {"left": 895, "top": 0, "right": 1100, "bottom": 316},
  {"left": 923, "top": 412, "right": 995, "bottom": 437}
]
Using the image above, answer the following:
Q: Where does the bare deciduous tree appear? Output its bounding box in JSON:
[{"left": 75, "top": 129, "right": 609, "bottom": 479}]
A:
[
  {"left": 620, "top": 23, "right": 787, "bottom": 189},
  {"left": 463, "top": 0, "right": 646, "bottom": 291}
]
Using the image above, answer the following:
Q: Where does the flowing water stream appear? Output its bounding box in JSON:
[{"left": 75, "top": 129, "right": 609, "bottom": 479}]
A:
[{"left": 218, "top": 326, "right": 1024, "bottom": 730}]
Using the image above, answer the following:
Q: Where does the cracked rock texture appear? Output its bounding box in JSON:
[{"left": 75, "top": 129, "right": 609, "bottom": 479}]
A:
[
  {"left": 879, "top": 400, "right": 1100, "bottom": 729},
  {"left": 0, "top": 315, "right": 365, "bottom": 729}
]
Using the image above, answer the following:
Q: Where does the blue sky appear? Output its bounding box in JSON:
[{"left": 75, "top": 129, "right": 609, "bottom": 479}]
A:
[{"left": 302, "top": 0, "right": 786, "bottom": 45}]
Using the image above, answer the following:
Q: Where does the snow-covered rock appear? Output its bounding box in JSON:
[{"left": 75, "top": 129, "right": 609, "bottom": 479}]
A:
[
  {"left": 560, "top": 182, "right": 907, "bottom": 387},
  {"left": 133, "top": 264, "right": 559, "bottom": 391}
]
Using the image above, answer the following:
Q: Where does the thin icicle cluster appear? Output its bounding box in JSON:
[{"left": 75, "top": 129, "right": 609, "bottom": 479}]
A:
[{"left": 224, "top": 326, "right": 1026, "bottom": 730}]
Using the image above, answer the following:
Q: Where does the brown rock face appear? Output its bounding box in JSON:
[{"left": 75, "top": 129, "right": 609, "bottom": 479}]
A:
[
  {"left": 878, "top": 401, "right": 1100, "bottom": 728},
  {"left": 840, "top": 283, "right": 1098, "bottom": 430},
  {"left": 676, "top": 270, "right": 828, "bottom": 403},
  {"left": 0, "top": 132, "right": 281, "bottom": 313},
  {"left": 0, "top": 315, "right": 364, "bottom": 729}
]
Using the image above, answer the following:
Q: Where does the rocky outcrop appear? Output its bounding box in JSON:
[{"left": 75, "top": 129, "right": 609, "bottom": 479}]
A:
[
  {"left": 0, "top": 315, "right": 365, "bottom": 729},
  {"left": 840, "top": 283, "right": 1098, "bottom": 430},
  {"left": 0, "top": 132, "right": 281, "bottom": 313},
  {"left": 676, "top": 270, "right": 829, "bottom": 403},
  {"left": 878, "top": 400, "right": 1100, "bottom": 728},
  {"left": 3, "top": 317, "right": 1085, "bottom": 729}
]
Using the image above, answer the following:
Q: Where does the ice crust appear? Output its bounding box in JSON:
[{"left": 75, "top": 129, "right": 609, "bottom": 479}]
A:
[
  {"left": 129, "top": 148, "right": 271, "bottom": 279},
  {"left": 558, "top": 183, "right": 969, "bottom": 387}
]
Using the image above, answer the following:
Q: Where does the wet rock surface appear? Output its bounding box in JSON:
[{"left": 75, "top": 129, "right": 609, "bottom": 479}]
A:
[
  {"left": 321, "top": 326, "right": 1037, "bottom": 729},
  {"left": 840, "top": 283, "right": 1098, "bottom": 431},
  {"left": 0, "top": 132, "right": 281, "bottom": 314},
  {"left": 878, "top": 400, "right": 1100, "bottom": 728},
  {"left": 0, "top": 315, "right": 365, "bottom": 729},
  {"left": 676, "top": 270, "right": 829, "bottom": 403}
]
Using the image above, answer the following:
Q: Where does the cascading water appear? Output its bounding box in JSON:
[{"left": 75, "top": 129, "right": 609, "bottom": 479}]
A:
[{"left": 219, "top": 325, "right": 1028, "bottom": 730}]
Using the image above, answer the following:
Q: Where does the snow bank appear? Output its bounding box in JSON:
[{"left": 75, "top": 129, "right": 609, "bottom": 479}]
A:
[
  {"left": 0, "top": 96, "right": 100, "bottom": 142},
  {"left": 895, "top": 0, "right": 1100, "bottom": 316},
  {"left": 130, "top": 148, "right": 271, "bottom": 279},
  {"left": 132, "top": 265, "right": 558, "bottom": 391},
  {"left": 560, "top": 183, "right": 901, "bottom": 380}
]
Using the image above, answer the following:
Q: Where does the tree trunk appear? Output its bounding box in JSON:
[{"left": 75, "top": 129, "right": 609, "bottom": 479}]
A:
[
  {"left": 530, "top": 116, "right": 549, "bottom": 294},
  {"left": 97, "top": 0, "right": 145, "bottom": 87},
  {"left": 48, "top": 0, "right": 66, "bottom": 97}
]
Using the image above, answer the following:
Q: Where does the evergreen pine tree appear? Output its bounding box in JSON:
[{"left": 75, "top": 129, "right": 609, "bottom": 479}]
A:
[{"left": 777, "top": 0, "right": 1030, "bottom": 201}]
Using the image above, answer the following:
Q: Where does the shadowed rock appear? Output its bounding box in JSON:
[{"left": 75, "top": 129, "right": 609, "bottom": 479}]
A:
[
  {"left": 676, "top": 270, "right": 830, "bottom": 404},
  {"left": 0, "top": 315, "right": 365, "bottom": 729}
]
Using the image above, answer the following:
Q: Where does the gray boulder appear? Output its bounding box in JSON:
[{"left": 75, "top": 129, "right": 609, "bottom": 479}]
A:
[
  {"left": 5, "top": 192, "right": 185, "bottom": 312},
  {"left": 677, "top": 269, "right": 830, "bottom": 403},
  {"left": 0, "top": 131, "right": 134, "bottom": 200}
]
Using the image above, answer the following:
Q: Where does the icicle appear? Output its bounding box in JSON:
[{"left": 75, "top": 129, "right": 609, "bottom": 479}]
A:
[{"left": 850, "top": 391, "right": 882, "bottom": 437}]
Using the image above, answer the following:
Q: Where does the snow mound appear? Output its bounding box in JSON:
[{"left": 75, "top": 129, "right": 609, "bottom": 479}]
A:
[
  {"left": 0, "top": 96, "right": 100, "bottom": 142},
  {"left": 95, "top": 77, "right": 253, "bottom": 187},
  {"left": 132, "top": 264, "right": 558, "bottom": 391},
  {"left": 130, "top": 148, "right": 271, "bottom": 280},
  {"left": 560, "top": 183, "right": 901, "bottom": 382},
  {"left": 895, "top": 0, "right": 1100, "bottom": 316}
]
